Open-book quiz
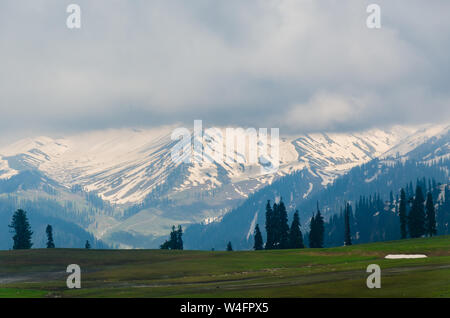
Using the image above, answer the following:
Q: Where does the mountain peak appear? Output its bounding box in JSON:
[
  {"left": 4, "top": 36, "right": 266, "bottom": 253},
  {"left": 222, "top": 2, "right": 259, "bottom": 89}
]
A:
[{"left": 0, "top": 124, "right": 446, "bottom": 205}]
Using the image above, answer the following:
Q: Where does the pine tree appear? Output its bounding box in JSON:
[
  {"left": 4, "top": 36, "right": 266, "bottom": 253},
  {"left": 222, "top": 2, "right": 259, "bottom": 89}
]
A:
[
  {"left": 444, "top": 185, "right": 449, "bottom": 232},
  {"left": 85, "top": 240, "right": 91, "bottom": 249},
  {"left": 169, "top": 225, "right": 177, "bottom": 249},
  {"left": 425, "top": 192, "right": 437, "bottom": 237},
  {"left": 309, "top": 203, "right": 325, "bottom": 248},
  {"left": 176, "top": 225, "right": 184, "bottom": 250},
  {"left": 399, "top": 188, "right": 408, "bottom": 239},
  {"left": 288, "top": 210, "right": 304, "bottom": 248},
  {"left": 314, "top": 203, "right": 325, "bottom": 248},
  {"left": 226, "top": 241, "right": 233, "bottom": 251},
  {"left": 265, "top": 200, "right": 275, "bottom": 250},
  {"left": 278, "top": 199, "right": 290, "bottom": 249},
  {"left": 161, "top": 225, "right": 184, "bottom": 250},
  {"left": 253, "top": 224, "right": 264, "bottom": 250},
  {"left": 9, "top": 209, "right": 33, "bottom": 250},
  {"left": 409, "top": 185, "right": 426, "bottom": 238},
  {"left": 438, "top": 185, "right": 450, "bottom": 234},
  {"left": 46, "top": 224, "right": 55, "bottom": 248},
  {"left": 308, "top": 214, "right": 316, "bottom": 248},
  {"left": 344, "top": 203, "right": 352, "bottom": 246}
]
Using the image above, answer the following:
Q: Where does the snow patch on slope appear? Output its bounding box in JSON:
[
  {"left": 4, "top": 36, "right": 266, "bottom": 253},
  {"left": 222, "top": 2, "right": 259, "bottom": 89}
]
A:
[
  {"left": 247, "top": 212, "right": 258, "bottom": 241},
  {"left": 0, "top": 158, "right": 17, "bottom": 179},
  {"left": 303, "top": 183, "right": 313, "bottom": 198},
  {"left": 0, "top": 124, "right": 443, "bottom": 207},
  {"left": 385, "top": 254, "right": 427, "bottom": 259}
]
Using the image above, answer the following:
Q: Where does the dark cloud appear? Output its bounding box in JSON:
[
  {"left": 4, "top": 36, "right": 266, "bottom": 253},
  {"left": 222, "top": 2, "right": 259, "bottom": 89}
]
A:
[{"left": 0, "top": 0, "right": 449, "bottom": 144}]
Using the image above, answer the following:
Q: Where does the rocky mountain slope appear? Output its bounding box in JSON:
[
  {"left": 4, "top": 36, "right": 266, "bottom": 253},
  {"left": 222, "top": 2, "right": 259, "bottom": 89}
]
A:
[{"left": 0, "top": 124, "right": 448, "bottom": 248}]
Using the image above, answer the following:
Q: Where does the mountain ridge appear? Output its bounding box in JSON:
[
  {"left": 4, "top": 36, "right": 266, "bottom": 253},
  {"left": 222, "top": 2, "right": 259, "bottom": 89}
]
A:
[{"left": 0, "top": 123, "right": 448, "bottom": 248}]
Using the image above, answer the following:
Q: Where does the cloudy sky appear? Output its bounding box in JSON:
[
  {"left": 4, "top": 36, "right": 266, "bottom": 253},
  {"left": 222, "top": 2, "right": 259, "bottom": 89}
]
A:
[{"left": 0, "top": 0, "right": 449, "bottom": 144}]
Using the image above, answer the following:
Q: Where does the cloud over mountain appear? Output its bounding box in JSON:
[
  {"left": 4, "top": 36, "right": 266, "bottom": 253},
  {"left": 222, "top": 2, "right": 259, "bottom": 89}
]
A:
[{"left": 0, "top": 0, "right": 449, "bottom": 143}]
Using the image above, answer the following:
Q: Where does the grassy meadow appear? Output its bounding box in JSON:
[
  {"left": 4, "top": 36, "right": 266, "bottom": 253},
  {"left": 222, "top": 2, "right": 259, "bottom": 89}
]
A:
[{"left": 0, "top": 235, "right": 449, "bottom": 298}]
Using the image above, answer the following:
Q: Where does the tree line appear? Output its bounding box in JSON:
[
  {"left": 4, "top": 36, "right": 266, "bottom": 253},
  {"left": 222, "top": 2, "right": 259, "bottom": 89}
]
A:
[
  {"left": 251, "top": 199, "right": 324, "bottom": 250},
  {"left": 399, "top": 185, "right": 437, "bottom": 239},
  {"left": 327, "top": 184, "right": 437, "bottom": 247},
  {"left": 160, "top": 225, "right": 184, "bottom": 250},
  {"left": 7, "top": 209, "right": 92, "bottom": 250},
  {"left": 322, "top": 179, "right": 447, "bottom": 247},
  {"left": 250, "top": 179, "right": 447, "bottom": 250}
]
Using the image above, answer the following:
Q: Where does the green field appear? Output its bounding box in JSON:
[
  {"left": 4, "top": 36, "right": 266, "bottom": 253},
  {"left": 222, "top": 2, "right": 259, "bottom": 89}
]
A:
[{"left": 0, "top": 236, "right": 449, "bottom": 298}]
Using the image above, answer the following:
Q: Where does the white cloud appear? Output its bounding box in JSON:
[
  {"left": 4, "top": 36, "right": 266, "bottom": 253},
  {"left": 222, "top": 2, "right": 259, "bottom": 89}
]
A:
[
  {"left": 0, "top": 0, "right": 449, "bottom": 141},
  {"left": 284, "top": 92, "right": 370, "bottom": 131}
]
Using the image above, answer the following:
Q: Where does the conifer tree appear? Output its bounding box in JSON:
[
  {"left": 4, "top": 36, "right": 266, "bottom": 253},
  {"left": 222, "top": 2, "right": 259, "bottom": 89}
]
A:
[
  {"left": 438, "top": 186, "right": 450, "bottom": 234},
  {"left": 288, "top": 210, "right": 304, "bottom": 248},
  {"left": 265, "top": 200, "right": 275, "bottom": 250},
  {"left": 309, "top": 203, "right": 325, "bottom": 248},
  {"left": 226, "top": 241, "right": 233, "bottom": 251},
  {"left": 85, "top": 240, "right": 91, "bottom": 249},
  {"left": 399, "top": 188, "right": 408, "bottom": 239},
  {"left": 169, "top": 225, "right": 178, "bottom": 249},
  {"left": 308, "top": 214, "right": 316, "bottom": 248},
  {"left": 176, "top": 225, "right": 184, "bottom": 250},
  {"left": 253, "top": 224, "right": 264, "bottom": 250},
  {"left": 409, "top": 185, "right": 426, "bottom": 238},
  {"left": 313, "top": 203, "right": 325, "bottom": 248},
  {"left": 425, "top": 192, "right": 437, "bottom": 237},
  {"left": 9, "top": 209, "right": 33, "bottom": 250},
  {"left": 46, "top": 224, "right": 55, "bottom": 248},
  {"left": 344, "top": 203, "right": 352, "bottom": 246},
  {"left": 160, "top": 225, "right": 184, "bottom": 250},
  {"left": 278, "top": 199, "right": 290, "bottom": 249}
]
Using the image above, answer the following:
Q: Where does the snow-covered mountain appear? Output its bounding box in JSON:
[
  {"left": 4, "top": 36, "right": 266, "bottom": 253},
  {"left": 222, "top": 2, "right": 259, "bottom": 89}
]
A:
[
  {"left": 0, "top": 123, "right": 448, "bottom": 247},
  {"left": 184, "top": 125, "right": 450, "bottom": 250},
  {"left": 0, "top": 125, "right": 428, "bottom": 203}
]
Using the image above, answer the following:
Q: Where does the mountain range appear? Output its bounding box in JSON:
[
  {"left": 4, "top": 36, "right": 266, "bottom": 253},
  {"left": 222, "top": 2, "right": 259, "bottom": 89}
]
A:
[{"left": 0, "top": 123, "right": 448, "bottom": 249}]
